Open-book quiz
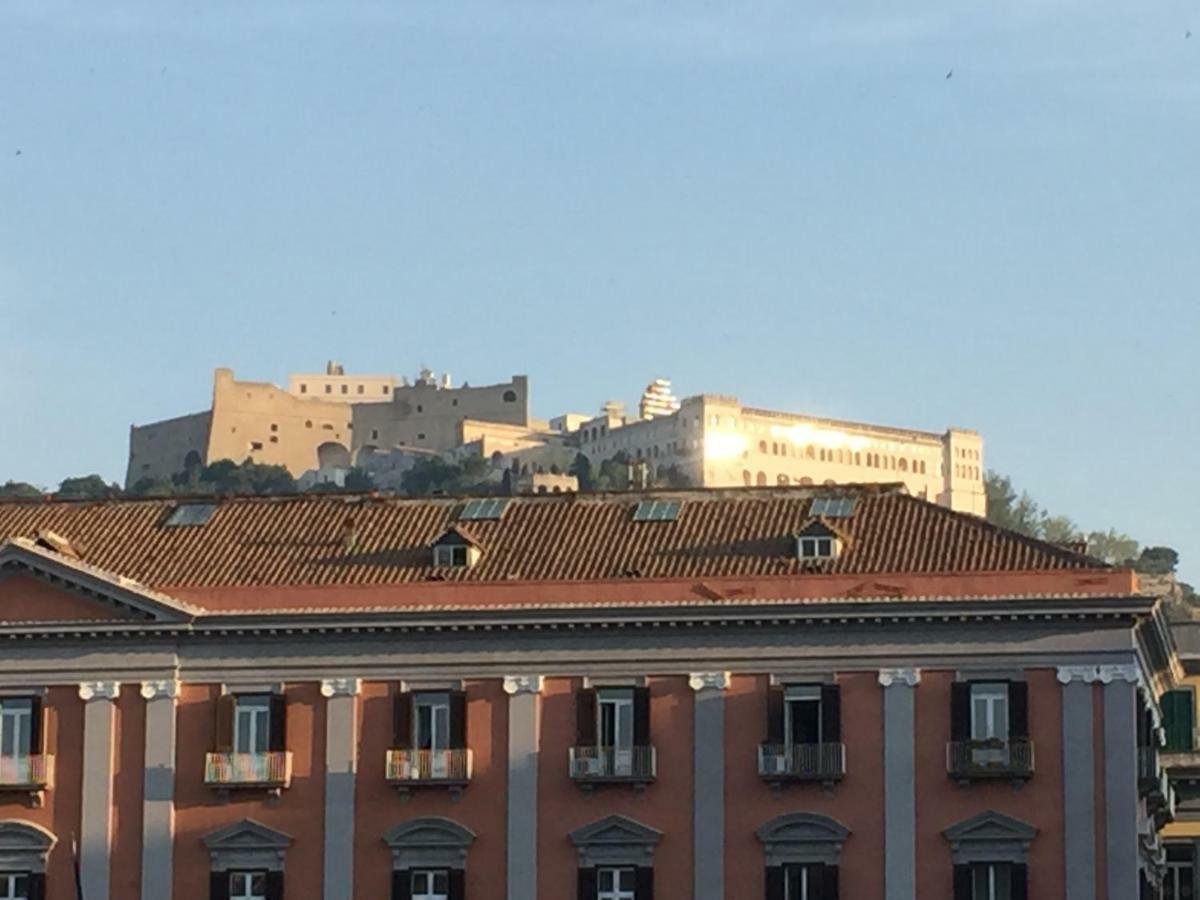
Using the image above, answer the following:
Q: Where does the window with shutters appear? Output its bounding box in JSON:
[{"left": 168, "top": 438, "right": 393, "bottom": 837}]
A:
[
  {"left": 570, "top": 687, "right": 655, "bottom": 783},
  {"left": 202, "top": 820, "right": 291, "bottom": 900},
  {"left": 0, "top": 873, "right": 30, "bottom": 900},
  {"left": 758, "top": 813, "right": 847, "bottom": 900},
  {"left": 387, "top": 690, "right": 472, "bottom": 791},
  {"left": 571, "top": 816, "right": 660, "bottom": 900},
  {"left": 759, "top": 684, "right": 845, "bottom": 784},
  {"left": 1165, "top": 843, "right": 1196, "bottom": 900},
  {"left": 948, "top": 681, "right": 1033, "bottom": 781},
  {"left": 205, "top": 693, "right": 292, "bottom": 790},
  {"left": 384, "top": 818, "right": 474, "bottom": 900},
  {"left": 1162, "top": 690, "right": 1196, "bottom": 752},
  {"left": 0, "top": 697, "right": 51, "bottom": 793},
  {"left": 944, "top": 810, "right": 1033, "bottom": 900}
]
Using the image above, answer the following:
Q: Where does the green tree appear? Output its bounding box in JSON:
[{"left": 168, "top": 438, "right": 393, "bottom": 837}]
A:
[
  {"left": 401, "top": 456, "right": 495, "bottom": 496},
  {"left": 57, "top": 474, "right": 120, "bottom": 500},
  {"left": 568, "top": 453, "right": 594, "bottom": 492},
  {"left": 652, "top": 464, "right": 692, "bottom": 489},
  {"left": 343, "top": 467, "right": 376, "bottom": 492},
  {"left": 592, "top": 453, "right": 631, "bottom": 491},
  {"left": 1132, "top": 546, "right": 1180, "bottom": 577},
  {"left": 198, "top": 459, "right": 296, "bottom": 495},
  {"left": 984, "top": 472, "right": 1042, "bottom": 537},
  {"left": 1084, "top": 529, "right": 1140, "bottom": 565},
  {"left": 0, "top": 481, "right": 43, "bottom": 499},
  {"left": 126, "top": 477, "right": 179, "bottom": 498}
]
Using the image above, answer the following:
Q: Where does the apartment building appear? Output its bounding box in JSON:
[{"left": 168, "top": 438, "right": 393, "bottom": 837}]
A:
[
  {"left": 1153, "top": 617, "right": 1200, "bottom": 898},
  {"left": 0, "top": 486, "right": 1176, "bottom": 900}
]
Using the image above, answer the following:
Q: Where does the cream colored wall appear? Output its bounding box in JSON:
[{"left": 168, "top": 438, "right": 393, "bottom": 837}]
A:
[
  {"left": 286, "top": 373, "right": 397, "bottom": 402},
  {"left": 125, "top": 411, "right": 212, "bottom": 486},
  {"left": 351, "top": 376, "right": 530, "bottom": 456},
  {"left": 578, "top": 394, "right": 986, "bottom": 513},
  {"left": 205, "top": 368, "right": 352, "bottom": 474}
]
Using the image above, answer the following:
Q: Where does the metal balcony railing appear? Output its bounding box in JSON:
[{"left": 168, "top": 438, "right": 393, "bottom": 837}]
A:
[
  {"left": 757, "top": 743, "right": 846, "bottom": 783},
  {"left": 946, "top": 740, "right": 1035, "bottom": 781},
  {"left": 569, "top": 745, "right": 656, "bottom": 783},
  {"left": 0, "top": 754, "right": 53, "bottom": 790},
  {"left": 204, "top": 752, "right": 293, "bottom": 788},
  {"left": 386, "top": 749, "right": 473, "bottom": 784}
]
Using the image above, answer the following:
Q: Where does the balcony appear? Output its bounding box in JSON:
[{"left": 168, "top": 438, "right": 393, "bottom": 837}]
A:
[
  {"left": 386, "top": 749, "right": 472, "bottom": 798},
  {"left": 758, "top": 743, "right": 846, "bottom": 786},
  {"left": 0, "top": 755, "right": 54, "bottom": 805},
  {"left": 946, "top": 740, "right": 1035, "bottom": 783},
  {"left": 204, "top": 752, "right": 293, "bottom": 793},
  {"left": 1161, "top": 729, "right": 1200, "bottom": 776},
  {"left": 569, "top": 745, "right": 656, "bottom": 787}
]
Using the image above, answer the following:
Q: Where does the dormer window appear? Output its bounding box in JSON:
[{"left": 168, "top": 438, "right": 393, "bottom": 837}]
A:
[
  {"left": 794, "top": 521, "right": 843, "bottom": 561},
  {"left": 431, "top": 528, "right": 482, "bottom": 569}
]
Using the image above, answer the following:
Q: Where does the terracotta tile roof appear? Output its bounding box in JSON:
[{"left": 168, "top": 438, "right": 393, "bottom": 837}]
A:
[{"left": 0, "top": 485, "right": 1101, "bottom": 590}]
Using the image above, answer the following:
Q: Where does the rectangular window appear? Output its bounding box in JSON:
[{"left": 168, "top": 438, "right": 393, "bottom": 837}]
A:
[
  {"left": 798, "top": 537, "right": 834, "bottom": 559},
  {"left": 970, "top": 683, "right": 1009, "bottom": 766},
  {"left": 234, "top": 696, "right": 271, "bottom": 754},
  {"left": 412, "top": 870, "right": 449, "bottom": 900},
  {"left": 971, "top": 863, "right": 1012, "bottom": 900},
  {"left": 784, "top": 687, "right": 822, "bottom": 747},
  {"left": 0, "top": 700, "right": 33, "bottom": 759},
  {"left": 414, "top": 693, "right": 451, "bottom": 753},
  {"left": 1163, "top": 690, "right": 1196, "bottom": 751},
  {"left": 1166, "top": 844, "right": 1196, "bottom": 900},
  {"left": 325, "top": 385, "right": 332, "bottom": 394},
  {"left": 597, "top": 689, "right": 635, "bottom": 777},
  {"left": 784, "top": 864, "right": 822, "bottom": 900},
  {"left": 229, "top": 871, "right": 267, "bottom": 900},
  {"left": 433, "top": 545, "right": 469, "bottom": 567},
  {"left": 0, "top": 873, "right": 29, "bottom": 900},
  {"left": 597, "top": 867, "right": 636, "bottom": 900},
  {"left": 299, "top": 384, "right": 307, "bottom": 394}
]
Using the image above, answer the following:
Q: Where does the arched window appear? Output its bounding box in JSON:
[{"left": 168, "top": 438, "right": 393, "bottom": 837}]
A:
[
  {"left": 759, "top": 440, "right": 768, "bottom": 454},
  {"left": 385, "top": 817, "right": 476, "bottom": 900},
  {"left": 899, "top": 459, "right": 908, "bottom": 472},
  {"left": 503, "top": 390, "right": 517, "bottom": 403},
  {"left": 758, "top": 813, "right": 850, "bottom": 900},
  {"left": 777, "top": 474, "right": 790, "bottom": 486},
  {"left": 805, "top": 446, "right": 815, "bottom": 460},
  {"left": 756, "top": 472, "right": 768, "bottom": 486},
  {"left": 743, "top": 470, "right": 752, "bottom": 486}
]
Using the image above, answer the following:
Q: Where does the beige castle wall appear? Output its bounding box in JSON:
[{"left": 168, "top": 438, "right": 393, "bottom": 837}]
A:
[
  {"left": 351, "top": 375, "right": 531, "bottom": 456},
  {"left": 205, "top": 368, "right": 353, "bottom": 474},
  {"left": 125, "top": 411, "right": 212, "bottom": 486},
  {"left": 578, "top": 394, "right": 987, "bottom": 514}
]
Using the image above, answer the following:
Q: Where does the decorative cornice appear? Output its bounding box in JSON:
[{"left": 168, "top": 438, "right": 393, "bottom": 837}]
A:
[
  {"left": 78, "top": 681, "right": 121, "bottom": 701},
  {"left": 1097, "top": 664, "right": 1140, "bottom": 684},
  {"left": 878, "top": 668, "right": 920, "bottom": 687},
  {"left": 320, "top": 677, "right": 362, "bottom": 698},
  {"left": 1056, "top": 665, "right": 1101, "bottom": 684},
  {"left": 689, "top": 672, "right": 731, "bottom": 693},
  {"left": 139, "top": 680, "right": 180, "bottom": 700},
  {"left": 503, "top": 675, "right": 544, "bottom": 695}
]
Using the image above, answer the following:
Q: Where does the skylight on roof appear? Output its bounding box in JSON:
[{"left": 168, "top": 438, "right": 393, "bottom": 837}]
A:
[
  {"left": 164, "top": 503, "right": 217, "bottom": 527},
  {"left": 810, "top": 497, "right": 857, "bottom": 518},
  {"left": 458, "top": 498, "right": 509, "bottom": 521},
  {"left": 632, "top": 500, "right": 682, "bottom": 522}
]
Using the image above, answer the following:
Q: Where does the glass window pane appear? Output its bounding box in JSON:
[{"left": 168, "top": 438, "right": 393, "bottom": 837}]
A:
[
  {"left": 599, "top": 869, "right": 613, "bottom": 890},
  {"left": 250, "top": 873, "right": 266, "bottom": 893},
  {"left": 433, "top": 872, "right": 448, "bottom": 892},
  {"left": 619, "top": 869, "right": 636, "bottom": 889},
  {"left": 994, "top": 863, "right": 1011, "bottom": 899},
  {"left": 617, "top": 703, "right": 633, "bottom": 748}
]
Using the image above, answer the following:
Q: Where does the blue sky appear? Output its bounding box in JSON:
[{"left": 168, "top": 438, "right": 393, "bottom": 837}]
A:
[{"left": 1, "top": 1, "right": 1197, "bottom": 579}]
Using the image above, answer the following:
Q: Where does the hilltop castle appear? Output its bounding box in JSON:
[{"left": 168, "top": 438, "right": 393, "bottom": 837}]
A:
[{"left": 127, "top": 363, "right": 986, "bottom": 514}]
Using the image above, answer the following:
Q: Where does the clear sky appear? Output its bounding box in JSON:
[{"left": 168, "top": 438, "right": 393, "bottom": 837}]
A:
[{"left": 1, "top": 1, "right": 1197, "bottom": 579}]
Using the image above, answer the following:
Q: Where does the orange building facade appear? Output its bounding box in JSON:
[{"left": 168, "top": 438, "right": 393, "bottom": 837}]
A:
[{"left": 0, "top": 487, "right": 1180, "bottom": 900}]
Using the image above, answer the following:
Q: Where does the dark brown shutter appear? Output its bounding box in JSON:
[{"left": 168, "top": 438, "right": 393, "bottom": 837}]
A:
[
  {"left": 822, "top": 864, "right": 840, "bottom": 900},
  {"left": 765, "top": 866, "right": 785, "bottom": 900},
  {"left": 766, "top": 686, "right": 785, "bottom": 743},
  {"left": 268, "top": 694, "right": 287, "bottom": 752},
  {"left": 210, "top": 872, "right": 229, "bottom": 900},
  {"left": 578, "top": 867, "right": 598, "bottom": 900},
  {"left": 28, "top": 696, "right": 42, "bottom": 753},
  {"left": 1011, "top": 864, "right": 1029, "bottom": 900},
  {"left": 449, "top": 690, "right": 468, "bottom": 750},
  {"left": 1009, "top": 682, "right": 1029, "bottom": 740},
  {"left": 392, "top": 870, "right": 411, "bottom": 900},
  {"left": 821, "top": 685, "right": 841, "bottom": 743},
  {"left": 448, "top": 869, "right": 466, "bottom": 900},
  {"left": 214, "top": 694, "right": 235, "bottom": 752},
  {"left": 950, "top": 682, "right": 971, "bottom": 742},
  {"left": 633, "top": 687, "right": 651, "bottom": 746},
  {"left": 953, "top": 864, "right": 972, "bottom": 900},
  {"left": 264, "top": 870, "right": 284, "bottom": 900},
  {"left": 394, "top": 690, "right": 413, "bottom": 749},
  {"left": 635, "top": 866, "right": 654, "bottom": 900},
  {"left": 26, "top": 873, "right": 45, "bottom": 900},
  {"left": 576, "top": 689, "right": 597, "bottom": 746}
]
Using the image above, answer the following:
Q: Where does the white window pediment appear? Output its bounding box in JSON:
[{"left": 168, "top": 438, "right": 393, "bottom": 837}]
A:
[
  {"left": 570, "top": 815, "right": 662, "bottom": 868},
  {"left": 0, "top": 820, "right": 56, "bottom": 873},
  {"left": 202, "top": 819, "right": 292, "bottom": 872},
  {"left": 943, "top": 810, "right": 1037, "bottom": 864}
]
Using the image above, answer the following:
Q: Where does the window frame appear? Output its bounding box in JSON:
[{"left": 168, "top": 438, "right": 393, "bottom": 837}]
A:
[
  {"left": 0, "top": 700, "right": 34, "bottom": 759},
  {"left": 0, "top": 873, "right": 29, "bottom": 900},
  {"left": 228, "top": 870, "right": 267, "bottom": 900},
  {"left": 596, "top": 866, "right": 636, "bottom": 900},
  {"left": 233, "top": 696, "right": 271, "bottom": 755}
]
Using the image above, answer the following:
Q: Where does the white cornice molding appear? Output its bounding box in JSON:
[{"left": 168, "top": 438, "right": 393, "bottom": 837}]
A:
[
  {"left": 78, "top": 681, "right": 121, "bottom": 701},
  {"left": 139, "top": 680, "right": 180, "bottom": 700},
  {"left": 1056, "top": 665, "right": 1101, "bottom": 684},
  {"left": 689, "top": 671, "right": 731, "bottom": 693},
  {"left": 320, "top": 677, "right": 362, "bottom": 698},
  {"left": 503, "top": 675, "right": 544, "bottom": 695},
  {"left": 1097, "top": 664, "right": 1140, "bottom": 684},
  {"left": 878, "top": 668, "right": 921, "bottom": 687}
]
